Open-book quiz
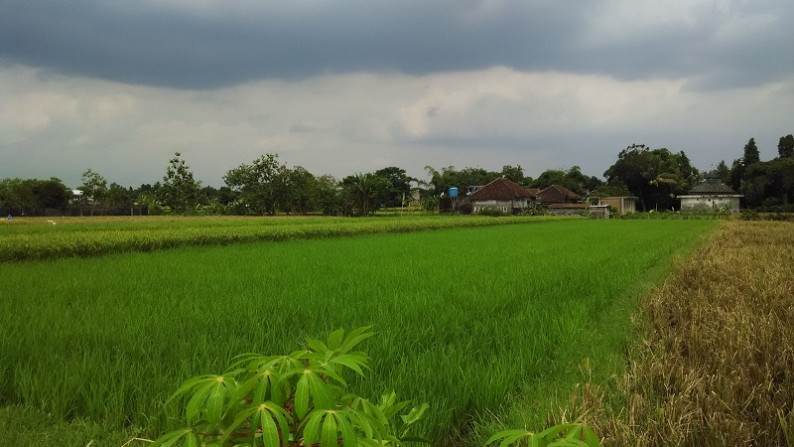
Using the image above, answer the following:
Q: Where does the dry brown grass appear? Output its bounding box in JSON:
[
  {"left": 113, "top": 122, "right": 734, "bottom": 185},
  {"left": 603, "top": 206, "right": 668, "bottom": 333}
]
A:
[{"left": 560, "top": 221, "right": 794, "bottom": 446}]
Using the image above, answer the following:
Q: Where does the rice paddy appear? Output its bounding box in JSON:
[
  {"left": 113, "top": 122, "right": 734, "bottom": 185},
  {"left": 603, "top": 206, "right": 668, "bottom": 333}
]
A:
[{"left": 0, "top": 217, "right": 718, "bottom": 446}]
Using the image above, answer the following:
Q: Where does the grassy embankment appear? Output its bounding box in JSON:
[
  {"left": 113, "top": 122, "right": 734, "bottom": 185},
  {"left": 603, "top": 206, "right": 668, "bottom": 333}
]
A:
[
  {"left": 542, "top": 220, "right": 794, "bottom": 446},
  {"left": 0, "top": 214, "right": 565, "bottom": 262},
  {"left": 0, "top": 218, "right": 716, "bottom": 446}
]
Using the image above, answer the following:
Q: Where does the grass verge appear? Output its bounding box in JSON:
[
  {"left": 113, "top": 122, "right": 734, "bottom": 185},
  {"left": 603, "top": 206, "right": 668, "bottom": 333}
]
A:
[
  {"left": 552, "top": 221, "right": 794, "bottom": 446},
  {"left": 0, "top": 215, "right": 565, "bottom": 262}
]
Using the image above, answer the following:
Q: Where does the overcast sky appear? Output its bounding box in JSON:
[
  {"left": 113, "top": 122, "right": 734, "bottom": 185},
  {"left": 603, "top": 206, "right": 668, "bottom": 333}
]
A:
[{"left": 2, "top": 0, "right": 793, "bottom": 188}]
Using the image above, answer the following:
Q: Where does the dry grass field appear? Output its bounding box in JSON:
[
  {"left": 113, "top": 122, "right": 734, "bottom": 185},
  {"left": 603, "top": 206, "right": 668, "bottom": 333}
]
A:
[{"left": 559, "top": 220, "right": 794, "bottom": 446}]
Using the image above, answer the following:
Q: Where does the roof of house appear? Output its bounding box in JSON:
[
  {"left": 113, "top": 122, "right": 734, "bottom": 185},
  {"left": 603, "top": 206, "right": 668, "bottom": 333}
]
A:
[
  {"left": 536, "top": 184, "right": 581, "bottom": 205},
  {"left": 688, "top": 179, "right": 738, "bottom": 195},
  {"left": 468, "top": 177, "right": 536, "bottom": 201}
]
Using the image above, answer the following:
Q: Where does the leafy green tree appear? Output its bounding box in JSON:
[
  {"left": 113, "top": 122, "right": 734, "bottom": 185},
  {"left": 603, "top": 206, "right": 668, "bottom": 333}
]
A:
[
  {"left": 32, "top": 177, "right": 71, "bottom": 209},
  {"left": 531, "top": 166, "right": 602, "bottom": 195},
  {"left": 284, "top": 166, "right": 318, "bottom": 214},
  {"left": 161, "top": 152, "right": 201, "bottom": 214},
  {"left": 729, "top": 159, "right": 743, "bottom": 192},
  {"left": 374, "top": 167, "right": 415, "bottom": 208},
  {"left": 424, "top": 166, "right": 500, "bottom": 196},
  {"left": 105, "top": 183, "right": 134, "bottom": 209},
  {"left": 604, "top": 144, "right": 699, "bottom": 211},
  {"left": 0, "top": 178, "right": 35, "bottom": 214},
  {"left": 742, "top": 157, "right": 794, "bottom": 207},
  {"left": 532, "top": 169, "right": 577, "bottom": 191},
  {"left": 743, "top": 138, "right": 760, "bottom": 166},
  {"left": 778, "top": 134, "right": 794, "bottom": 158},
  {"left": 714, "top": 160, "right": 731, "bottom": 185},
  {"left": 500, "top": 165, "right": 525, "bottom": 184},
  {"left": 313, "top": 175, "right": 342, "bottom": 215},
  {"left": 341, "top": 173, "right": 389, "bottom": 216},
  {"left": 224, "top": 153, "right": 282, "bottom": 215},
  {"left": 78, "top": 169, "right": 108, "bottom": 214}
]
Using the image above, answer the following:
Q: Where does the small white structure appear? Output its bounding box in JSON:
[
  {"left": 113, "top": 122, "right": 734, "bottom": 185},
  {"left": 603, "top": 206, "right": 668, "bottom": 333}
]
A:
[
  {"left": 679, "top": 178, "right": 743, "bottom": 213},
  {"left": 599, "top": 196, "right": 637, "bottom": 215}
]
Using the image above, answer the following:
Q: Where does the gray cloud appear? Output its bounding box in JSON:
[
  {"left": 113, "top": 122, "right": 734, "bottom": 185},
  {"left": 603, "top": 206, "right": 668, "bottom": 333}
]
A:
[{"left": 4, "top": 0, "right": 792, "bottom": 89}]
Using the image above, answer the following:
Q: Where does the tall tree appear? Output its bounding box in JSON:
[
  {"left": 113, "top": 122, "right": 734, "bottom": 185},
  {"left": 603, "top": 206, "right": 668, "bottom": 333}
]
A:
[
  {"left": 340, "top": 173, "right": 389, "bottom": 216},
  {"left": 424, "top": 166, "right": 500, "bottom": 196},
  {"left": 160, "top": 152, "right": 201, "bottom": 214},
  {"left": 533, "top": 166, "right": 603, "bottom": 194},
  {"left": 714, "top": 160, "right": 731, "bottom": 185},
  {"left": 0, "top": 178, "right": 35, "bottom": 214},
  {"left": 283, "top": 166, "right": 318, "bottom": 214},
  {"left": 223, "top": 153, "right": 284, "bottom": 215},
  {"left": 78, "top": 168, "right": 108, "bottom": 212},
  {"left": 500, "top": 165, "right": 525, "bottom": 184},
  {"left": 743, "top": 138, "right": 760, "bottom": 166},
  {"left": 778, "top": 134, "right": 794, "bottom": 158},
  {"left": 604, "top": 144, "right": 699, "bottom": 211},
  {"left": 374, "top": 167, "right": 414, "bottom": 208},
  {"left": 314, "top": 175, "right": 342, "bottom": 216}
]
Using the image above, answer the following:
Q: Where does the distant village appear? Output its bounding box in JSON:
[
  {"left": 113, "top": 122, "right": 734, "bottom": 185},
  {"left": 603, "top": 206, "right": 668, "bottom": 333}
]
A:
[{"left": 2, "top": 135, "right": 793, "bottom": 218}]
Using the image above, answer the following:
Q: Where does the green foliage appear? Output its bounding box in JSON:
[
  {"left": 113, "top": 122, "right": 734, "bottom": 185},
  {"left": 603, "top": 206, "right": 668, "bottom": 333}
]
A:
[
  {"left": 374, "top": 167, "right": 416, "bottom": 208},
  {"left": 500, "top": 165, "right": 525, "bottom": 184},
  {"left": 78, "top": 169, "right": 108, "bottom": 208},
  {"left": 154, "top": 328, "right": 428, "bottom": 447},
  {"left": 478, "top": 207, "right": 506, "bottom": 216},
  {"left": 743, "top": 137, "right": 760, "bottom": 166},
  {"left": 0, "top": 219, "right": 715, "bottom": 445},
  {"left": 340, "top": 173, "right": 390, "bottom": 216},
  {"left": 0, "top": 215, "right": 563, "bottom": 262},
  {"left": 603, "top": 144, "right": 699, "bottom": 211},
  {"left": 532, "top": 167, "right": 602, "bottom": 195},
  {"left": 424, "top": 165, "right": 501, "bottom": 196},
  {"left": 779, "top": 134, "right": 794, "bottom": 158},
  {"left": 487, "top": 424, "right": 600, "bottom": 447},
  {"left": 224, "top": 153, "right": 283, "bottom": 215},
  {"left": 161, "top": 152, "right": 202, "bottom": 214},
  {"left": 742, "top": 157, "right": 794, "bottom": 207},
  {"left": 1, "top": 177, "right": 72, "bottom": 214}
]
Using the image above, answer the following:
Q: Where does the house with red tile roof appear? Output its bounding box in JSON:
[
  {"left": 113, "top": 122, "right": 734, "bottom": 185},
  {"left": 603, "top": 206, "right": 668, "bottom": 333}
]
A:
[
  {"left": 468, "top": 177, "right": 537, "bottom": 214},
  {"left": 536, "top": 185, "right": 580, "bottom": 206}
]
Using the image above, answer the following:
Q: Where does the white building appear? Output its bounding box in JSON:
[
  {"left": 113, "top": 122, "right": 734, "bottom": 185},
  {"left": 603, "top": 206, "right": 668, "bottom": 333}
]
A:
[{"left": 679, "top": 178, "right": 743, "bottom": 213}]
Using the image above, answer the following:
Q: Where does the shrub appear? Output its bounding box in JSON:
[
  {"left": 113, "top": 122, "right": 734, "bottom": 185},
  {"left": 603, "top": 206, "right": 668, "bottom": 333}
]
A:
[{"left": 153, "top": 327, "right": 429, "bottom": 447}]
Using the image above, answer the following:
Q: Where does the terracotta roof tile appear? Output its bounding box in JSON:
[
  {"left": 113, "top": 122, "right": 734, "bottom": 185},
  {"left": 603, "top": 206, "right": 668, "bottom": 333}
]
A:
[{"left": 468, "top": 178, "right": 537, "bottom": 201}]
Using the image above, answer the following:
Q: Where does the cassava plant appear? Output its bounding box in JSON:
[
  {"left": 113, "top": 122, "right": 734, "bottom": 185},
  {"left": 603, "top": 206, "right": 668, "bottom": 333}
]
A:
[
  {"left": 153, "top": 327, "right": 429, "bottom": 447},
  {"left": 487, "top": 423, "right": 600, "bottom": 447}
]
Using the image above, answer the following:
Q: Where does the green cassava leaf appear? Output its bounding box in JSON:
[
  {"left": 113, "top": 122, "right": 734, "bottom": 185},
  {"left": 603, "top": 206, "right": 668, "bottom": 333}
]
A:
[
  {"left": 328, "top": 328, "right": 345, "bottom": 350},
  {"left": 256, "top": 405, "right": 280, "bottom": 447},
  {"left": 486, "top": 429, "right": 533, "bottom": 447},
  {"left": 302, "top": 410, "right": 324, "bottom": 446},
  {"left": 335, "top": 411, "right": 358, "bottom": 447},
  {"left": 320, "top": 411, "right": 338, "bottom": 447},
  {"left": 340, "top": 326, "right": 374, "bottom": 354},
  {"left": 205, "top": 376, "right": 232, "bottom": 424},
  {"left": 308, "top": 371, "right": 335, "bottom": 410},
  {"left": 295, "top": 372, "right": 311, "bottom": 418},
  {"left": 151, "top": 428, "right": 195, "bottom": 447},
  {"left": 328, "top": 353, "right": 369, "bottom": 376},
  {"left": 307, "top": 339, "right": 330, "bottom": 354}
]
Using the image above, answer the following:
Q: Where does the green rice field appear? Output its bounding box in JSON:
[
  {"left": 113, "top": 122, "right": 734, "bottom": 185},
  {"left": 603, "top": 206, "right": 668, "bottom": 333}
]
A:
[{"left": 0, "top": 217, "right": 717, "bottom": 445}]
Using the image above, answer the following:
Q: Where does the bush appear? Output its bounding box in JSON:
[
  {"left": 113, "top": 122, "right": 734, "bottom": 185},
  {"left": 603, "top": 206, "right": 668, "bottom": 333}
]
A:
[
  {"left": 478, "top": 207, "right": 506, "bottom": 217},
  {"left": 153, "top": 327, "right": 429, "bottom": 447}
]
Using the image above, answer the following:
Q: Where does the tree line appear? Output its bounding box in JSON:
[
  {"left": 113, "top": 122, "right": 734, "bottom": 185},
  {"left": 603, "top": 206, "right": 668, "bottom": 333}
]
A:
[{"left": 2, "top": 134, "right": 792, "bottom": 216}]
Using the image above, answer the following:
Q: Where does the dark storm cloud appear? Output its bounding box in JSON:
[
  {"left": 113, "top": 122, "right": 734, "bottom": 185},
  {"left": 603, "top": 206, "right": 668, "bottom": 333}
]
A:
[{"left": 2, "top": 0, "right": 793, "bottom": 89}]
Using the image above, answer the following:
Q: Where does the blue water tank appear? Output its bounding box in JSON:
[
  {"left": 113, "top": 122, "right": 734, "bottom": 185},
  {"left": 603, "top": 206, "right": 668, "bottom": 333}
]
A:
[{"left": 448, "top": 187, "right": 459, "bottom": 198}]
